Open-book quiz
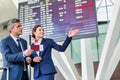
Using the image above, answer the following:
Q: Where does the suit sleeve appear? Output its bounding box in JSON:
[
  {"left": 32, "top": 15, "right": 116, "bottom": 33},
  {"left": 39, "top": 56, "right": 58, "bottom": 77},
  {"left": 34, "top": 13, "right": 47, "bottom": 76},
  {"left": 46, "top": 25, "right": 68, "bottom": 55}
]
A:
[
  {"left": 29, "top": 53, "right": 38, "bottom": 67},
  {"left": 0, "top": 39, "right": 25, "bottom": 62},
  {"left": 51, "top": 36, "right": 72, "bottom": 52}
]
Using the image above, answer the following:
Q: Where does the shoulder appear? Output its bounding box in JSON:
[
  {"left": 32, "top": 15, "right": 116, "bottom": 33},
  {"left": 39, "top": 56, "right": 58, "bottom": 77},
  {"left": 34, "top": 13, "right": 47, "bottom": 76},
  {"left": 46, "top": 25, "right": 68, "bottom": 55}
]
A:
[
  {"left": 0, "top": 36, "right": 11, "bottom": 48},
  {"left": 19, "top": 38, "right": 27, "bottom": 46},
  {"left": 1, "top": 36, "right": 10, "bottom": 43},
  {"left": 20, "top": 38, "right": 27, "bottom": 42},
  {"left": 42, "top": 38, "right": 55, "bottom": 44},
  {"left": 43, "top": 38, "right": 53, "bottom": 42}
]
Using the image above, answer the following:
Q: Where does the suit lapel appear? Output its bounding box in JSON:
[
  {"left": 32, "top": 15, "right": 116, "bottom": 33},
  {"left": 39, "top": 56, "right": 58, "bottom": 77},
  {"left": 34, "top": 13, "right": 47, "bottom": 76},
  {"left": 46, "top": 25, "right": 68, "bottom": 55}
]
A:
[
  {"left": 39, "top": 38, "right": 44, "bottom": 57},
  {"left": 8, "top": 36, "right": 19, "bottom": 51},
  {"left": 40, "top": 38, "right": 44, "bottom": 45},
  {"left": 19, "top": 38, "right": 24, "bottom": 51}
]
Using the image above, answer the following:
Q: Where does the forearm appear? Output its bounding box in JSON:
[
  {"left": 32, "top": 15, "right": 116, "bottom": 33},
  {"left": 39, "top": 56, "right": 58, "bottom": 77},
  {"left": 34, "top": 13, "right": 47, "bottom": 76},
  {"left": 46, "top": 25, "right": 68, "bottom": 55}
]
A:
[{"left": 4, "top": 52, "right": 25, "bottom": 62}]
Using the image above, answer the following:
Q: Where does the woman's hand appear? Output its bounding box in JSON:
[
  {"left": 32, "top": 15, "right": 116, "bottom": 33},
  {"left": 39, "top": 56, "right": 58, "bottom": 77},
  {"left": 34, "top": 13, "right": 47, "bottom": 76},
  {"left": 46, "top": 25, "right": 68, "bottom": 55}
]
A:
[
  {"left": 33, "top": 56, "right": 42, "bottom": 62},
  {"left": 26, "top": 57, "right": 32, "bottom": 64},
  {"left": 68, "top": 29, "right": 80, "bottom": 37}
]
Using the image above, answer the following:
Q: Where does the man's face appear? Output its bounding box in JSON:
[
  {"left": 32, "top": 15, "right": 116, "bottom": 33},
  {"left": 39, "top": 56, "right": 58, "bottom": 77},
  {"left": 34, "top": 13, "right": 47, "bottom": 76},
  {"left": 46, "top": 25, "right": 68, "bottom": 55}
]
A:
[{"left": 11, "top": 22, "right": 22, "bottom": 36}]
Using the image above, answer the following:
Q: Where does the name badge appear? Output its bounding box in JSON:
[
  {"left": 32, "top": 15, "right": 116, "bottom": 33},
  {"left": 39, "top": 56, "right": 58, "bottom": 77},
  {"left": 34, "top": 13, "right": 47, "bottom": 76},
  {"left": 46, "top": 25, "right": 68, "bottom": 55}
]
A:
[{"left": 40, "top": 45, "right": 44, "bottom": 51}]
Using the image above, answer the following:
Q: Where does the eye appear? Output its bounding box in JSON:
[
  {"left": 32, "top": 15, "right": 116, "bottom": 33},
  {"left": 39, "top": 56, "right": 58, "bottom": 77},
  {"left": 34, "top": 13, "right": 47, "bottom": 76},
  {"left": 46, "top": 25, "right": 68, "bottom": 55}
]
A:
[
  {"left": 17, "top": 25, "right": 22, "bottom": 28},
  {"left": 39, "top": 29, "right": 42, "bottom": 31},
  {"left": 39, "top": 29, "right": 44, "bottom": 31},
  {"left": 42, "top": 29, "right": 44, "bottom": 31}
]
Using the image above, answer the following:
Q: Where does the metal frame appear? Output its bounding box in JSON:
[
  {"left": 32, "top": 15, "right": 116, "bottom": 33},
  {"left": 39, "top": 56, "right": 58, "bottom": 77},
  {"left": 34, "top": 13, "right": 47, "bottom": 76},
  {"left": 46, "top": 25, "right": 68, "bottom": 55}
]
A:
[{"left": 0, "top": 67, "right": 9, "bottom": 80}]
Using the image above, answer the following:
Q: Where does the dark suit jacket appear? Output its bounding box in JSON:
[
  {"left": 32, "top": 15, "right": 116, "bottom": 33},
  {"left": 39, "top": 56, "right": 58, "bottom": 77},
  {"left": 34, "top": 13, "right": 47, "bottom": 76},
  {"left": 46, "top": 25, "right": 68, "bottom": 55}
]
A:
[
  {"left": 31, "top": 36, "right": 72, "bottom": 78},
  {"left": 0, "top": 35, "right": 28, "bottom": 80}
]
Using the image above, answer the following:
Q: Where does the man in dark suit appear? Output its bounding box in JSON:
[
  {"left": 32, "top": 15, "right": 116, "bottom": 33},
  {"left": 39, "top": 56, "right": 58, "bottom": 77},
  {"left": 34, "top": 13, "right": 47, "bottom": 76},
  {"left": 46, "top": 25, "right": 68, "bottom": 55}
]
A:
[{"left": 0, "top": 18, "right": 33, "bottom": 80}]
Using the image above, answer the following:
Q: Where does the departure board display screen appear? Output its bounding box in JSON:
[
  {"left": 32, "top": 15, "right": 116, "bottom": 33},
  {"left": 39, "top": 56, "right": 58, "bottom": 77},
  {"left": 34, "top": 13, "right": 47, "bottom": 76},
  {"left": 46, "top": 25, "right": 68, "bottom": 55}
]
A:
[{"left": 18, "top": 0, "right": 98, "bottom": 42}]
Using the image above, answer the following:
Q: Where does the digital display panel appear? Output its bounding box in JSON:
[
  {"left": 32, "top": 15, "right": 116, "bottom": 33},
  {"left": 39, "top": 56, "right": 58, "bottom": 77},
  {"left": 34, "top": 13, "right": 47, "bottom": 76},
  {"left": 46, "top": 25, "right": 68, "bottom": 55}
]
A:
[{"left": 18, "top": 0, "right": 98, "bottom": 42}]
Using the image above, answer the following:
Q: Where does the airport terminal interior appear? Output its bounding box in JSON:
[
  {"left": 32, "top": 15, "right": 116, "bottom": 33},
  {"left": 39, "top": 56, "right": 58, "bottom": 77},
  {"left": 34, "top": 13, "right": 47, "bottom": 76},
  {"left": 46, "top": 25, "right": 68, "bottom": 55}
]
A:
[{"left": 0, "top": 0, "right": 120, "bottom": 80}]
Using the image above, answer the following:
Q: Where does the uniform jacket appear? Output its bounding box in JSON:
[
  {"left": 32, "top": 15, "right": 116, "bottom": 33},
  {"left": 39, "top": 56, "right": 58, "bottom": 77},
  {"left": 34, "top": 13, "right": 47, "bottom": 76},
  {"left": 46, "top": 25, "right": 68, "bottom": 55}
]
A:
[{"left": 31, "top": 36, "right": 72, "bottom": 78}]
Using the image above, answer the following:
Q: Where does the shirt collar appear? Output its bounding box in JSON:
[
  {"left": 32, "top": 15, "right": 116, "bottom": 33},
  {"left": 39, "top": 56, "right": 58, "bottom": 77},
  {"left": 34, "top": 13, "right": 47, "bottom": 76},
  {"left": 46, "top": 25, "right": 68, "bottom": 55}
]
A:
[
  {"left": 34, "top": 38, "right": 42, "bottom": 44},
  {"left": 10, "top": 34, "right": 19, "bottom": 42}
]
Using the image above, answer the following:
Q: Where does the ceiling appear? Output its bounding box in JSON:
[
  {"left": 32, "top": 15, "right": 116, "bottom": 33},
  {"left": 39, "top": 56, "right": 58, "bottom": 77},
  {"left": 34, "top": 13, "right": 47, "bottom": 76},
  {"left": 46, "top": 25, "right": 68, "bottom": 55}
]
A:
[
  {"left": 0, "top": 0, "right": 17, "bottom": 23},
  {"left": 0, "top": 0, "right": 28, "bottom": 27}
]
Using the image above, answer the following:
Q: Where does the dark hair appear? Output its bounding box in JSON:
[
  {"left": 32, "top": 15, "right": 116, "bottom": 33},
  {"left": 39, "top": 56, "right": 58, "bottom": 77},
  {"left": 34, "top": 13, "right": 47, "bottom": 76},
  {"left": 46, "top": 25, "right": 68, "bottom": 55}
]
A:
[
  {"left": 7, "top": 18, "right": 20, "bottom": 31},
  {"left": 32, "top": 25, "right": 42, "bottom": 38}
]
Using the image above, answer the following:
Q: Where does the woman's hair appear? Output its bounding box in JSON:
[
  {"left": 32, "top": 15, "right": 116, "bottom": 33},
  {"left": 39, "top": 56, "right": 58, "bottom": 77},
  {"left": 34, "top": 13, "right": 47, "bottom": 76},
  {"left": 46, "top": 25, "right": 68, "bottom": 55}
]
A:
[{"left": 32, "top": 25, "right": 42, "bottom": 38}]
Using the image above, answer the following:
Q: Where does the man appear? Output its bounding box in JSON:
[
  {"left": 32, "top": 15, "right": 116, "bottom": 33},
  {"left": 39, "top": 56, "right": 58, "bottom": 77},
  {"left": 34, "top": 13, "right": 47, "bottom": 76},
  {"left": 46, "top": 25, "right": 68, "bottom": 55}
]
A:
[{"left": 0, "top": 18, "right": 33, "bottom": 80}]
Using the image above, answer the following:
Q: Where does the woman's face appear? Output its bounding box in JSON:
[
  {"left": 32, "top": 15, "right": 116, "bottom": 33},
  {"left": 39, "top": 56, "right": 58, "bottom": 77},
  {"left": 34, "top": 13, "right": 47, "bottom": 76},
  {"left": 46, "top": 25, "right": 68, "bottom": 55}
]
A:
[{"left": 34, "top": 27, "right": 44, "bottom": 39}]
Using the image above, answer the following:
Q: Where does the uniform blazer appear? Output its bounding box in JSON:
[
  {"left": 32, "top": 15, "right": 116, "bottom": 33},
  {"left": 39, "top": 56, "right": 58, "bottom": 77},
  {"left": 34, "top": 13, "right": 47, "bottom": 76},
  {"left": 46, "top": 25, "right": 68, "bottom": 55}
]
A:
[
  {"left": 0, "top": 35, "right": 28, "bottom": 80},
  {"left": 31, "top": 36, "right": 72, "bottom": 78}
]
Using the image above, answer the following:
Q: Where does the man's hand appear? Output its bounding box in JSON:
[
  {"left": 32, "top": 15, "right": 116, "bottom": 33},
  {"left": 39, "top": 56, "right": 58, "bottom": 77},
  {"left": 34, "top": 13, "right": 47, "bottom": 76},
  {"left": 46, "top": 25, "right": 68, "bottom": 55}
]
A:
[
  {"left": 23, "top": 48, "right": 33, "bottom": 57},
  {"left": 33, "top": 56, "right": 42, "bottom": 63},
  {"left": 68, "top": 29, "right": 80, "bottom": 37}
]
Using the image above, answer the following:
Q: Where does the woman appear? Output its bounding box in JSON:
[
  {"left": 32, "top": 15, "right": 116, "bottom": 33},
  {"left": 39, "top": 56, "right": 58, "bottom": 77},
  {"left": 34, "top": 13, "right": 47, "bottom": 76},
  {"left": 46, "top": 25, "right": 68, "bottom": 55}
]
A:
[{"left": 30, "top": 25, "right": 79, "bottom": 80}]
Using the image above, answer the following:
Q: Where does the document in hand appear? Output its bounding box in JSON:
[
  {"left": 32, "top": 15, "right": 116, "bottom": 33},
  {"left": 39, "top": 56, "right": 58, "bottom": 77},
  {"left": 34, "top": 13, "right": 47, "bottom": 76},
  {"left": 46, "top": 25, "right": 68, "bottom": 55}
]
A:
[{"left": 31, "top": 45, "right": 40, "bottom": 51}]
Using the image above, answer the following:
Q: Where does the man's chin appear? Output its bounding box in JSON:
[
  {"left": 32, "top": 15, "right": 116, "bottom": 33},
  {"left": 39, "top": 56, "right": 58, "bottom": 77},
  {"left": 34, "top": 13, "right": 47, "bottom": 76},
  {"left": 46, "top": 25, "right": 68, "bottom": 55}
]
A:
[{"left": 19, "top": 33, "right": 22, "bottom": 35}]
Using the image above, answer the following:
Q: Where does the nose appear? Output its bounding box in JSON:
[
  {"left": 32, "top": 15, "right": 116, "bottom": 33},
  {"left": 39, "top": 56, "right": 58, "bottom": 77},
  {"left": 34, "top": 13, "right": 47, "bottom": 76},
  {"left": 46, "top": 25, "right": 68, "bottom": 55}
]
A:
[
  {"left": 41, "top": 29, "right": 44, "bottom": 32},
  {"left": 20, "top": 26, "right": 22, "bottom": 29}
]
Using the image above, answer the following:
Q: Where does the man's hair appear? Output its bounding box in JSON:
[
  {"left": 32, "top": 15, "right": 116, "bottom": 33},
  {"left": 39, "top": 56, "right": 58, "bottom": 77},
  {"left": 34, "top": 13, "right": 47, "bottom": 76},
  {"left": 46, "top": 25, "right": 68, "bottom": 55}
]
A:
[{"left": 7, "top": 18, "right": 20, "bottom": 32}]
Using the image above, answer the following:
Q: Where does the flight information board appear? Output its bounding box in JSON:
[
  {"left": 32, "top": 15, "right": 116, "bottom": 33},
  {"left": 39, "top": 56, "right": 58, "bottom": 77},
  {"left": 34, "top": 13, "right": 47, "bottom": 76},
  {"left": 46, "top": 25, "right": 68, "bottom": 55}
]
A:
[{"left": 18, "top": 0, "right": 98, "bottom": 42}]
